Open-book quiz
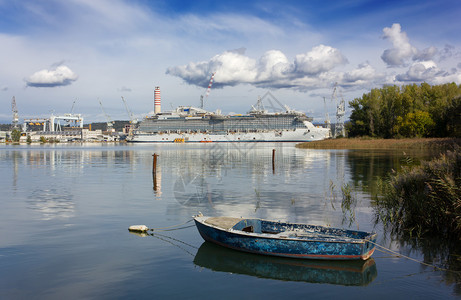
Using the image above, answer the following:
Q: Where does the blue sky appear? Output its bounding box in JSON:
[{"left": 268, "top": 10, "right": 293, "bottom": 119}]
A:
[{"left": 1, "top": 0, "right": 460, "bottom": 123}]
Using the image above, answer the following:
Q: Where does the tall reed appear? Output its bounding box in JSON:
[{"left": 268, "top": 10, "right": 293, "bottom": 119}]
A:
[{"left": 375, "top": 147, "right": 461, "bottom": 239}]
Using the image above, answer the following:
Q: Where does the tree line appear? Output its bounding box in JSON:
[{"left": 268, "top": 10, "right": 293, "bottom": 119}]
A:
[{"left": 346, "top": 83, "right": 461, "bottom": 138}]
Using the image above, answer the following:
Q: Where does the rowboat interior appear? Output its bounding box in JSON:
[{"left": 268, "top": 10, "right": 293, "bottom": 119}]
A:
[{"left": 204, "top": 217, "right": 371, "bottom": 241}]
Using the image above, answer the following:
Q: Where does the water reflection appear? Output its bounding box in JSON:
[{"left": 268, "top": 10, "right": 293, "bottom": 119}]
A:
[
  {"left": 194, "top": 242, "right": 377, "bottom": 286},
  {"left": 1, "top": 144, "right": 459, "bottom": 297},
  {"left": 346, "top": 149, "right": 436, "bottom": 196},
  {"left": 380, "top": 231, "right": 461, "bottom": 295},
  {"left": 157, "top": 144, "right": 351, "bottom": 226},
  {"left": 28, "top": 188, "right": 74, "bottom": 220},
  {"left": 1, "top": 145, "right": 145, "bottom": 221},
  {"left": 344, "top": 149, "right": 461, "bottom": 295}
]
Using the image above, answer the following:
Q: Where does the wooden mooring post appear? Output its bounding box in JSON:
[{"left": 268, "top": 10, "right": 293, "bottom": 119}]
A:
[
  {"left": 272, "top": 149, "right": 275, "bottom": 174},
  {"left": 152, "top": 153, "right": 159, "bottom": 191}
]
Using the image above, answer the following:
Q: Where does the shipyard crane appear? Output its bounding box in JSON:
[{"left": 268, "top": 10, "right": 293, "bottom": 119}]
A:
[
  {"left": 121, "top": 96, "right": 137, "bottom": 124},
  {"left": 98, "top": 99, "right": 114, "bottom": 131},
  {"left": 11, "top": 96, "right": 19, "bottom": 129},
  {"left": 323, "top": 96, "right": 331, "bottom": 131},
  {"left": 200, "top": 72, "right": 215, "bottom": 109},
  {"left": 331, "top": 83, "right": 345, "bottom": 138},
  {"left": 65, "top": 99, "right": 77, "bottom": 126},
  {"left": 70, "top": 99, "right": 76, "bottom": 114},
  {"left": 336, "top": 95, "right": 346, "bottom": 137}
]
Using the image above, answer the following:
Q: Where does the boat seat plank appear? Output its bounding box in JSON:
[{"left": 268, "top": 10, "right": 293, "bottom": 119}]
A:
[{"left": 205, "top": 217, "right": 242, "bottom": 230}]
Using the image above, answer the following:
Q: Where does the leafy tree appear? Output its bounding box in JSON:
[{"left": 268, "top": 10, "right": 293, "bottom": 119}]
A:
[
  {"left": 445, "top": 96, "right": 461, "bottom": 137},
  {"left": 394, "top": 110, "right": 435, "bottom": 137},
  {"left": 347, "top": 83, "right": 461, "bottom": 138},
  {"left": 378, "top": 85, "right": 401, "bottom": 138},
  {"left": 348, "top": 97, "right": 371, "bottom": 137},
  {"left": 11, "top": 129, "right": 21, "bottom": 142},
  {"left": 428, "top": 83, "right": 461, "bottom": 137}
]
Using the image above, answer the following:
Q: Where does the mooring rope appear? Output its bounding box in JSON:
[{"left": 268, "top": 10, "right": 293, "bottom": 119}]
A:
[
  {"left": 153, "top": 232, "right": 199, "bottom": 250},
  {"left": 149, "top": 232, "right": 198, "bottom": 257},
  {"left": 367, "top": 239, "right": 460, "bottom": 274},
  {"left": 146, "top": 219, "right": 194, "bottom": 231},
  {"left": 152, "top": 224, "right": 196, "bottom": 232}
]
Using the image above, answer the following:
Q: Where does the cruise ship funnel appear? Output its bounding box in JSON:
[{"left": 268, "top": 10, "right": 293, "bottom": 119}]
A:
[{"left": 154, "top": 86, "right": 161, "bottom": 115}]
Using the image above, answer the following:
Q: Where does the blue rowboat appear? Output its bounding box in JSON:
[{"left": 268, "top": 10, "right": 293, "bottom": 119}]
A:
[{"left": 194, "top": 215, "right": 377, "bottom": 260}]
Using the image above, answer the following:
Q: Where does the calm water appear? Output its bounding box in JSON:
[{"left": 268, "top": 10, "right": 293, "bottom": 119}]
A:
[{"left": 0, "top": 143, "right": 459, "bottom": 299}]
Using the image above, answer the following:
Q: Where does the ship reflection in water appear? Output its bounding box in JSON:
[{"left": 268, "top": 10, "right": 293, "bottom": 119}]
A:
[{"left": 194, "top": 242, "right": 377, "bottom": 286}]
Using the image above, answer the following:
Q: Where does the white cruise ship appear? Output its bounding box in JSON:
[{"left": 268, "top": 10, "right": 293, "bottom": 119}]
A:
[{"left": 127, "top": 87, "right": 330, "bottom": 143}]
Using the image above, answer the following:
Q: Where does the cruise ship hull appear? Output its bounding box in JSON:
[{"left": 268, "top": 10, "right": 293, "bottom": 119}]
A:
[{"left": 127, "top": 128, "right": 329, "bottom": 143}]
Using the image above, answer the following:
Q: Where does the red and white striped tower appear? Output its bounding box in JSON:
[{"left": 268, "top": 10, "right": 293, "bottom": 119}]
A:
[
  {"left": 205, "top": 72, "right": 215, "bottom": 98},
  {"left": 154, "top": 86, "right": 161, "bottom": 114}
]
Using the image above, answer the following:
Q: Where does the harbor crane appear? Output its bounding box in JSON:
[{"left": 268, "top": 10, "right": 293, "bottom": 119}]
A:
[
  {"left": 98, "top": 99, "right": 114, "bottom": 131},
  {"left": 11, "top": 96, "right": 19, "bottom": 129},
  {"left": 70, "top": 100, "right": 77, "bottom": 113},
  {"left": 70, "top": 99, "right": 76, "bottom": 114},
  {"left": 121, "top": 96, "right": 137, "bottom": 124}
]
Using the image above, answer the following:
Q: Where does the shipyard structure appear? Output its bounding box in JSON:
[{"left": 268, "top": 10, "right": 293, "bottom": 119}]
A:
[
  {"left": 2, "top": 96, "right": 122, "bottom": 143},
  {"left": 20, "top": 113, "right": 119, "bottom": 142}
]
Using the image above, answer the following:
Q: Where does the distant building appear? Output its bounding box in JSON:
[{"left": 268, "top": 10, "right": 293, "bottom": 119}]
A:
[{"left": 20, "top": 129, "right": 118, "bottom": 142}]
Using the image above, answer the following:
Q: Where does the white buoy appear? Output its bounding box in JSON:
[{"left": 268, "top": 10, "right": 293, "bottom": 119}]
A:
[{"left": 128, "top": 225, "right": 149, "bottom": 232}]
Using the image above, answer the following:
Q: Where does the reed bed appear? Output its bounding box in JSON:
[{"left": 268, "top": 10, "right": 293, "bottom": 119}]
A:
[
  {"left": 296, "top": 137, "right": 461, "bottom": 150},
  {"left": 374, "top": 148, "right": 461, "bottom": 239}
]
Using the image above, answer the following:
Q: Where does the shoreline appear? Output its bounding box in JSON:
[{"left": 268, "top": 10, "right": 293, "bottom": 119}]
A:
[{"left": 296, "top": 137, "right": 461, "bottom": 150}]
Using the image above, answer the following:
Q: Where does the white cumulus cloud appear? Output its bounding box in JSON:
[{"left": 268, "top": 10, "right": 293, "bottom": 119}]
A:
[
  {"left": 396, "top": 60, "right": 446, "bottom": 82},
  {"left": 381, "top": 23, "right": 418, "bottom": 66},
  {"left": 342, "top": 62, "right": 381, "bottom": 85},
  {"left": 395, "top": 60, "right": 461, "bottom": 84},
  {"left": 294, "top": 44, "right": 348, "bottom": 75},
  {"left": 381, "top": 23, "right": 461, "bottom": 85},
  {"left": 166, "top": 45, "right": 353, "bottom": 91},
  {"left": 413, "top": 46, "right": 438, "bottom": 61},
  {"left": 256, "top": 50, "right": 292, "bottom": 81},
  {"left": 165, "top": 22, "right": 461, "bottom": 95},
  {"left": 25, "top": 65, "right": 78, "bottom": 87}
]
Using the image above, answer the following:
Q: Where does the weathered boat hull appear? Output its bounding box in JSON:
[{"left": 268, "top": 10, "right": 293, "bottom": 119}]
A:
[{"left": 194, "top": 216, "right": 376, "bottom": 260}]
